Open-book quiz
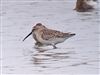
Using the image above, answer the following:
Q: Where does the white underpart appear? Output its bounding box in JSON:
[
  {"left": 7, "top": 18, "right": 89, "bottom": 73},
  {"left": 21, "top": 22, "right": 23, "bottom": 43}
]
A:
[
  {"left": 39, "top": 36, "right": 68, "bottom": 45},
  {"left": 43, "top": 38, "right": 68, "bottom": 45}
]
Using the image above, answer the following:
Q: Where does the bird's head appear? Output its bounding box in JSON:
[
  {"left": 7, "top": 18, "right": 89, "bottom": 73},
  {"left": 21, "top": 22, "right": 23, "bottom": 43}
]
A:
[{"left": 33, "top": 23, "right": 46, "bottom": 31}]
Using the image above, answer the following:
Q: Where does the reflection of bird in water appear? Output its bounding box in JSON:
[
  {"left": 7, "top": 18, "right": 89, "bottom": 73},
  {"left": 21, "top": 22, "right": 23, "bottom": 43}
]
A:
[
  {"left": 32, "top": 48, "right": 50, "bottom": 65},
  {"left": 74, "top": 0, "right": 97, "bottom": 12},
  {"left": 32, "top": 48, "right": 72, "bottom": 65},
  {"left": 23, "top": 23, "right": 75, "bottom": 49}
]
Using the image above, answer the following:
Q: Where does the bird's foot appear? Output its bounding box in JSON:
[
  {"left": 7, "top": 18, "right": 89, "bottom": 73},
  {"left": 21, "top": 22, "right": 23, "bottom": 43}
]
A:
[
  {"left": 53, "top": 45, "right": 57, "bottom": 49},
  {"left": 35, "top": 42, "right": 43, "bottom": 46},
  {"left": 34, "top": 42, "right": 43, "bottom": 49}
]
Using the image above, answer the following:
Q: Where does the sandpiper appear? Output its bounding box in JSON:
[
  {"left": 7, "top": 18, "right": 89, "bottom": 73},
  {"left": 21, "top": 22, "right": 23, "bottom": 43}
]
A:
[
  {"left": 23, "top": 23, "right": 76, "bottom": 49},
  {"left": 74, "top": 0, "right": 97, "bottom": 12}
]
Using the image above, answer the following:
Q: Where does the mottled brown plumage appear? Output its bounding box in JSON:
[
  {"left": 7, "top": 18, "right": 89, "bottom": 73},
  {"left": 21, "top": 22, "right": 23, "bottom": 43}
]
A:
[
  {"left": 23, "top": 23, "right": 75, "bottom": 49},
  {"left": 32, "top": 23, "right": 75, "bottom": 48},
  {"left": 41, "top": 29, "right": 71, "bottom": 40}
]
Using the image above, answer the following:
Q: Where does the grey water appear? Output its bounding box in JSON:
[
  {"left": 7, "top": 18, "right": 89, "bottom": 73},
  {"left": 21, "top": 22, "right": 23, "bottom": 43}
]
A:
[{"left": 1, "top": 0, "right": 100, "bottom": 74}]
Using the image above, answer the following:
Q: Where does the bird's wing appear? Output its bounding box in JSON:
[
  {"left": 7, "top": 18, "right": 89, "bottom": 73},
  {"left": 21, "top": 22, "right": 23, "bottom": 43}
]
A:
[{"left": 41, "top": 29, "right": 66, "bottom": 40}]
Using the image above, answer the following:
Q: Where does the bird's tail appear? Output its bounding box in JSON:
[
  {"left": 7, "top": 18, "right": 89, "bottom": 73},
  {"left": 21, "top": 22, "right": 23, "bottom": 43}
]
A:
[
  {"left": 65, "top": 32, "right": 76, "bottom": 38},
  {"left": 23, "top": 31, "right": 32, "bottom": 41},
  {"left": 69, "top": 33, "right": 76, "bottom": 36}
]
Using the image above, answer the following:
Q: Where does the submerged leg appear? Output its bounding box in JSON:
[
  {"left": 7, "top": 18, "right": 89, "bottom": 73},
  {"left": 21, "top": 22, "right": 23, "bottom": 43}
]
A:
[
  {"left": 52, "top": 45, "right": 57, "bottom": 49},
  {"left": 35, "top": 42, "right": 43, "bottom": 47},
  {"left": 34, "top": 42, "right": 42, "bottom": 49}
]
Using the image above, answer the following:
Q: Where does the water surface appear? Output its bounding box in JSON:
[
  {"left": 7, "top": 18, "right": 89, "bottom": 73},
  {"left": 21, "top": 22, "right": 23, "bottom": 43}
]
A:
[{"left": 1, "top": 0, "right": 100, "bottom": 74}]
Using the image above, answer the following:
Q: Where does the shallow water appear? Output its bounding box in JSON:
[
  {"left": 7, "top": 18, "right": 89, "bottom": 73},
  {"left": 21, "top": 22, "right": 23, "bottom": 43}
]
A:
[{"left": 1, "top": 0, "right": 100, "bottom": 74}]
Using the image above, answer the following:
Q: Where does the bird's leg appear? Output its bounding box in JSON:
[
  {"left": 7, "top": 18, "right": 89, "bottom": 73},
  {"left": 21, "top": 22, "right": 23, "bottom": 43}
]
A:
[
  {"left": 52, "top": 45, "right": 57, "bottom": 49},
  {"left": 34, "top": 42, "right": 43, "bottom": 49},
  {"left": 35, "top": 42, "right": 43, "bottom": 47}
]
